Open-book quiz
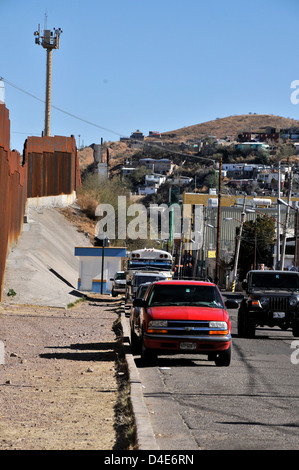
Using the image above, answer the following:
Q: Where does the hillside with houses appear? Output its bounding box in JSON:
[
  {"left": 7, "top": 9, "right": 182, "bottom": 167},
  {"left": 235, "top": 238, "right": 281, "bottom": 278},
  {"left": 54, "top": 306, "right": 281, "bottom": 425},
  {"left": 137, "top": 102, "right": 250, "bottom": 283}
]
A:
[
  {"left": 70, "top": 113, "right": 299, "bottom": 282},
  {"left": 78, "top": 113, "right": 299, "bottom": 200}
]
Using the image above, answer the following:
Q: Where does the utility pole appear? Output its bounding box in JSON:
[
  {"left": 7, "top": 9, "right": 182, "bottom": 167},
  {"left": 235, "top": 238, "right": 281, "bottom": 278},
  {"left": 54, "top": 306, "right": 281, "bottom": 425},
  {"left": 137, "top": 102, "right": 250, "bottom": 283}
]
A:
[
  {"left": 295, "top": 209, "right": 299, "bottom": 269},
  {"left": 34, "top": 24, "right": 62, "bottom": 136},
  {"left": 276, "top": 161, "right": 281, "bottom": 268},
  {"left": 231, "top": 195, "right": 246, "bottom": 292},
  {"left": 281, "top": 169, "right": 293, "bottom": 270},
  {"left": 215, "top": 156, "right": 222, "bottom": 284}
]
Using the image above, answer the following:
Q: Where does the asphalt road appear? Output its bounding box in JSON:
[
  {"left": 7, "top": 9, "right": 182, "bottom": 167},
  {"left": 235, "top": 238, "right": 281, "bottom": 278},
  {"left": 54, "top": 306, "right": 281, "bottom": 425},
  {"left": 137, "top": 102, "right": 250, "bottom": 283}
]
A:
[{"left": 131, "top": 305, "right": 299, "bottom": 450}]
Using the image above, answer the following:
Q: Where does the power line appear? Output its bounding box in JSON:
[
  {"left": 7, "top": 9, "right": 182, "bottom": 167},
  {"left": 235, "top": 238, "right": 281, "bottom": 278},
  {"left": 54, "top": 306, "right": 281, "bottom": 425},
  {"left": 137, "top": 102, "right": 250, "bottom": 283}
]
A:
[
  {"left": 1, "top": 76, "right": 124, "bottom": 138},
  {"left": 0, "top": 76, "right": 218, "bottom": 164}
]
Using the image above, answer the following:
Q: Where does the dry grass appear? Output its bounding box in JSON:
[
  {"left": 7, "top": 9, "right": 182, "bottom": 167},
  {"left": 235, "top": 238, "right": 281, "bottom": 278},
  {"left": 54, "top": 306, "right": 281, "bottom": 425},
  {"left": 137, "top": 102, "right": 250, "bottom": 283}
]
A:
[
  {"left": 161, "top": 114, "right": 299, "bottom": 142},
  {"left": 79, "top": 114, "right": 299, "bottom": 173},
  {"left": 57, "top": 205, "right": 97, "bottom": 244}
]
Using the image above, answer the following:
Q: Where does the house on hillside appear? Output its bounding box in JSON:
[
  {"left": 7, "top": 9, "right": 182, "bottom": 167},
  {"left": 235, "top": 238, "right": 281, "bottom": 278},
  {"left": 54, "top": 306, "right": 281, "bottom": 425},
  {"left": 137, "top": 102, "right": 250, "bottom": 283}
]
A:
[
  {"left": 236, "top": 142, "right": 269, "bottom": 152},
  {"left": 257, "top": 170, "right": 286, "bottom": 189},
  {"left": 238, "top": 127, "right": 280, "bottom": 143},
  {"left": 224, "top": 163, "right": 259, "bottom": 180},
  {"left": 154, "top": 158, "right": 174, "bottom": 175},
  {"left": 139, "top": 158, "right": 156, "bottom": 171},
  {"left": 129, "top": 129, "right": 145, "bottom": 149},
  {"left": 122, "top": 167, "right": 136, "bottom": 176},
  {"left": 280, "top": 128, "right": 299, "bottom": 140},
  {"left": 137, "top": 172, "right": 167, "bottom": 196},
  {"left": 130, "top": 129, "right": 144, "bottom": 141},
  {"left": 168, "top": 176, "right": 193, "bottom": 186},
  {"left": 258, "top": 127, "right": 280, "bottom": 142},
  {"left": 148, "top": 131, "right": 161, "bottom": 138},
  {"left": 145, "top": 173, "right": 166, "bottom": 186},
  {"left": 139, "top": 158, "right": 174, "bottom": 175}
]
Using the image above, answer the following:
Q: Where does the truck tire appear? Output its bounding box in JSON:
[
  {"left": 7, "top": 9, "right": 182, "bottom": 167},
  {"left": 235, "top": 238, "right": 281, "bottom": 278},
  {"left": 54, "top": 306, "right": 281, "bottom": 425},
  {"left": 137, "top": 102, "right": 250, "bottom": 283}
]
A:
[
  {"left": 293, "top": 321, "right": 299, "bottom": 337},
  {"left": 140, "top": 334, "right": 157, "bottom": 365},
  {"left": 238, "top": 306, "right": 255, "bottom": 338},
  {"left": 130, "top": 324, "right": 140, "bottom": 355},
  {"left": 215, "top": 344, "right": 231, "bottom": 367}
]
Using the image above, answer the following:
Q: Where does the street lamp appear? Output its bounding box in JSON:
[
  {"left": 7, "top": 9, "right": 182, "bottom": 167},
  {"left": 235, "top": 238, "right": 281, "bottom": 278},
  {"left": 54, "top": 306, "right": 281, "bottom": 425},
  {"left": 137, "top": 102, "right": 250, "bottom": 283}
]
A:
[{"left": 99, "top": 237, "right": 110, "bottom": 294}]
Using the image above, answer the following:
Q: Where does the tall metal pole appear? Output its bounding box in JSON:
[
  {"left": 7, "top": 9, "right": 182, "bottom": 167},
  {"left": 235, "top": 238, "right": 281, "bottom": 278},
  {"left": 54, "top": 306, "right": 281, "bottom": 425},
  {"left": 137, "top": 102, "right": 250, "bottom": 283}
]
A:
[
  {"left": 276, "top": 161, "right": 281, "bottom": 268},
  {"left": 101, "top": 244, "right": 105, "bottom": 294},
  {"left": 295, "top": 209, "right": 299, "bottom": 269},
  {"left": 281, "top": 169, "right": 293, "bottom": 270},
  {"left": 215, "top": 156, "right": 222, "bottom": 284},
  {"left": 200, "top": 207, "right": 207, "bottom": 279},
  {"left": 45, "top": 48, "right": 52, "bottom": 136},
  {"left": 231, "top": 195, "right": 246, "bottom": 292},
  {"left": 34, "top": 25, "right": 62, "bottom": 137}
]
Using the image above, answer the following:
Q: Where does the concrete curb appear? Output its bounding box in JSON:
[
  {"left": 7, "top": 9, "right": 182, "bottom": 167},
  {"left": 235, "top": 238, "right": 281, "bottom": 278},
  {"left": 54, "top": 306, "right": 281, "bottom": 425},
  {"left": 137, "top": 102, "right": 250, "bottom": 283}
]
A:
[{"left": 120, "top": 305, "right": 159, "bottom": 450}]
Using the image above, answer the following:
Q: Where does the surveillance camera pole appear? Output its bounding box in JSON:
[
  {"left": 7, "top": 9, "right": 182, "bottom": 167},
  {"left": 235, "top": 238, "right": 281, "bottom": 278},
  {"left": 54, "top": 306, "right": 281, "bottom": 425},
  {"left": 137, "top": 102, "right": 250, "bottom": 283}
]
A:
[{"left": 34, "top": 25, "right": 62, "bottom": 136}]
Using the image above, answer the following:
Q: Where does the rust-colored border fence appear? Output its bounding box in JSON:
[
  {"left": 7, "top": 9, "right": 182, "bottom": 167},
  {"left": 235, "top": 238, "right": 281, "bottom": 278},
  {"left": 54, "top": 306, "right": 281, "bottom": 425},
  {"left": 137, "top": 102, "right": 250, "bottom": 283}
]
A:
[
  {"left": 0, "top": 104, "right": 27, "bottom": 300},
  {"left": 0, "top": 103, "right": 81, "bottom": 300},
  {"left": 25, "top": 135, "right": 81, "bottom": 198}
]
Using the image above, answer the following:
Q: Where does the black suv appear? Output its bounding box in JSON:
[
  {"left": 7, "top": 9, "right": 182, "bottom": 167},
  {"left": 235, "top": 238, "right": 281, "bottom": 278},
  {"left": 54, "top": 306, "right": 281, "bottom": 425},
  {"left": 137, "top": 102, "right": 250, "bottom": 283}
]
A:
[{"left": 238, "top": 270, "right": 299, "bottom": 337}]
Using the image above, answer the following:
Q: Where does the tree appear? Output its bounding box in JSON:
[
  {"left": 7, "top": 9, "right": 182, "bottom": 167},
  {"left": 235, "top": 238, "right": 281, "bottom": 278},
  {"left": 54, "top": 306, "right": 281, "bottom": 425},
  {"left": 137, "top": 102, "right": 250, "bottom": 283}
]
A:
[
  {"left": 274, "top": 142, "right": 294, "bottom": 162},
  {"left": 238, "top": 215, "right": 276, "bottom": 279},
  {"left": 254, "top": 151, "right": 270, "bottom": 165},
  {"left": 204, "top": 168, "right": 218, "bottom": 189}
]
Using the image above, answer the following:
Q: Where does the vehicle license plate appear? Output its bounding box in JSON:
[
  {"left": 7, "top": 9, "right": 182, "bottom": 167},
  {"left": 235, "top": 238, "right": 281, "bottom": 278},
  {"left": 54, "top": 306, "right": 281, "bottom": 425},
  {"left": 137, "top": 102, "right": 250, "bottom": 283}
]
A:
[
  {"left": 273, "top": 312, "right": 285, "bottom": 318},
  {"left": 180, "top": 342, "right": 197, "bottom": 350}
]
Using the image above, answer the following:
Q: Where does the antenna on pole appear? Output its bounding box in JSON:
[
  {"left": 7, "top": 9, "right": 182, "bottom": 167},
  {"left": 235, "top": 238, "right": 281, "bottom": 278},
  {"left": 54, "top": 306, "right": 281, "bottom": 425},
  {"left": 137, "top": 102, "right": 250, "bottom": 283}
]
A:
[{"left": 34, "top": 22, "right": 62, "bottom": 136}]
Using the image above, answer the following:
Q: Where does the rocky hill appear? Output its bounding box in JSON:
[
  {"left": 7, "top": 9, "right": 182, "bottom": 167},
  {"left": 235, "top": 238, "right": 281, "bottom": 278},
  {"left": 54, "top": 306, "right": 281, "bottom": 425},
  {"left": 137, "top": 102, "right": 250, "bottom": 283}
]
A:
[
  {"left": 78, "top": 113, "right": 299, "bottom": 172},
  {"left": 73, "top": 113, "right": 299, "bottom": 246},
  {"left": 160, "top": 114, "right": 299, "bottom": 142}
]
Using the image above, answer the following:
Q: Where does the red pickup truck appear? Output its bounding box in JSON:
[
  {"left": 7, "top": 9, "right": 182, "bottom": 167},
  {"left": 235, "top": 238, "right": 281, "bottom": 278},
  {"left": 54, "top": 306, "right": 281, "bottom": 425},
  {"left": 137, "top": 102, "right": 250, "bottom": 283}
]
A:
[{"left": 130, "top": 280, "right": 238, "bottom": 366}]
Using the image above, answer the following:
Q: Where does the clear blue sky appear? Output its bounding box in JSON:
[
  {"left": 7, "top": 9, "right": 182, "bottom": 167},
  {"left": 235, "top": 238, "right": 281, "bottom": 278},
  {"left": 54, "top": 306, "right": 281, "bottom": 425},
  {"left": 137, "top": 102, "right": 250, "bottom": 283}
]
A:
[{"left": 1, "top": 0, "right": 299, "bottom": 153}]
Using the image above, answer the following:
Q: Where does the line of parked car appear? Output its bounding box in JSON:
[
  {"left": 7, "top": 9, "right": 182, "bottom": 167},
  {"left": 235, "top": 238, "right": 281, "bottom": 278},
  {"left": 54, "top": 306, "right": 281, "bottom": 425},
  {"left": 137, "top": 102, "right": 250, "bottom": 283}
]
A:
[
  {"left": 110, "top": 270, "right": 238, "bottom": 367},
  {"left": 111, "top": 266, "right": 299, "bottom": 367}
]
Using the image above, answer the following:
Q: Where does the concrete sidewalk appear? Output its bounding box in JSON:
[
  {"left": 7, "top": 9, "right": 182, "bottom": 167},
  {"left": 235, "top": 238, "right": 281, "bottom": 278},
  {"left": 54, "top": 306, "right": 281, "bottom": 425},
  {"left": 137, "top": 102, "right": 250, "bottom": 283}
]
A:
[
  {"left": 1, "top": 206, "right": 159, "bottom": 449},
  {"left": 2, "top": 207, "right": 91, "bottom": 308}
]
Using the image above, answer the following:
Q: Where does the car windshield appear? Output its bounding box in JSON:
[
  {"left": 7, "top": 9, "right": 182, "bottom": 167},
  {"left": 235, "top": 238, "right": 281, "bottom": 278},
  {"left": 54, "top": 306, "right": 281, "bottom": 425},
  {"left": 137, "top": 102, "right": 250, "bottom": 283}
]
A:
[
  {"left": 134, "top": 275, "right": 164, "bottom": 286},
  {"left": 128, "top": 260, "right": 172, "bottom": 271},
  {"left": 137, "top": 284, "right": 150, "bottom": 298},
  {"left": 148, "top": 284, "right": 224, "bottom": 308},
  {"left": 115, "top": 272, "right": 126, "bottom": 280},
  {"left": 251, "top": 272, "right": 299, "bottom": 290}
]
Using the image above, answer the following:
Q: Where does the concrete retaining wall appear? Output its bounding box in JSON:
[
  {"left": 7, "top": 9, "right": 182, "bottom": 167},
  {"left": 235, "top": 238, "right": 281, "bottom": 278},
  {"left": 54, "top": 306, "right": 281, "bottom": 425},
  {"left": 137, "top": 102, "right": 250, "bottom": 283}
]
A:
[{"left": 0, "top": 102, "right": 81, "bottom": 300}]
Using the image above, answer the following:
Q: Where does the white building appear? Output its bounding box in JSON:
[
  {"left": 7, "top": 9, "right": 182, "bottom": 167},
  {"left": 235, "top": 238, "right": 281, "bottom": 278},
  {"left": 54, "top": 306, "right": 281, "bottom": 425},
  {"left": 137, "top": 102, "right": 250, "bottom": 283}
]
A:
[{"left": 74, "top": 246, "right": 126, "bottom": 294}]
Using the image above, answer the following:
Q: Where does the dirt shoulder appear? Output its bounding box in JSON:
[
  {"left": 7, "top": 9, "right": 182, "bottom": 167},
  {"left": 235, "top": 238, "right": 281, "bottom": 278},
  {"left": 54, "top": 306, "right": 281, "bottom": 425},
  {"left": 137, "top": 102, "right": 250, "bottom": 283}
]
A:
[{"left": 0, "top": 297, "right": 135, "bottom": 450}]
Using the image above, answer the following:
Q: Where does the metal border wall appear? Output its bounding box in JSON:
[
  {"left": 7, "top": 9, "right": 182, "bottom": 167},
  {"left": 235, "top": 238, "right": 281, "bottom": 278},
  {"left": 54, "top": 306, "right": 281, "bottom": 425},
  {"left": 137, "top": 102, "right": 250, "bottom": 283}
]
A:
[
  {"left": 0, "top": 105, "right": 81, "bottom": 301},
  {"left": 25, "top": 135, "right": 81, "bottom": 198},
  {"left": 0, "top": 104, "right": 27, "bottom": 300}
]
